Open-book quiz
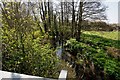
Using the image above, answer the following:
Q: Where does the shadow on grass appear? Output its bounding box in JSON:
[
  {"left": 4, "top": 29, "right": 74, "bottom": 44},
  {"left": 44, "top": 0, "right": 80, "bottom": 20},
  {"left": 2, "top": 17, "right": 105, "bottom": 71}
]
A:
[{"left": 81, "top": 33, "right": 120, "bottom": 49}]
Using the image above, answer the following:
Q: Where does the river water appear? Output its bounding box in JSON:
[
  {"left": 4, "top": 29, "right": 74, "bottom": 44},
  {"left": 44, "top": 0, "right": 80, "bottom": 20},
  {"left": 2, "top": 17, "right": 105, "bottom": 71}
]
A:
[
  {"left": 56, "top": 48, "right": 62, "bottom": 58},
  {"left": 56, "top": 42, "right": 63, "bottom": 58}
]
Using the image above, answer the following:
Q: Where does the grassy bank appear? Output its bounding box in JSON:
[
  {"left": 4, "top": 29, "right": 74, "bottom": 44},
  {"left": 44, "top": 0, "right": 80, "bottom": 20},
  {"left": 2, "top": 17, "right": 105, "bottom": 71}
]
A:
[{"left": 83, "top": 31, "right": 119, "bottom": 40}]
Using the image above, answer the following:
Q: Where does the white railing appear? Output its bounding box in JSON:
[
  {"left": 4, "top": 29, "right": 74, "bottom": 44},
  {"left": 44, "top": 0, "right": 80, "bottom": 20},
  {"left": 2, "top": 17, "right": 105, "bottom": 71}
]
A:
[
  {"left": 58, "top": 70, "right": 67, "bottom": 80},
  {"left": 0, "top": 70, "right": 67, "bottom": 80}
]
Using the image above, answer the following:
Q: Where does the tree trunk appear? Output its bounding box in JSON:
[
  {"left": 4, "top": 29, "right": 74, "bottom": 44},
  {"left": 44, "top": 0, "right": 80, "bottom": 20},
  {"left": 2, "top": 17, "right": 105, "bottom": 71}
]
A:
[
  {"left": 72, "top": 0, "right": 75, "bottom": 38},
  {"left": 76, "top": 1, "right": 83, "bottom": 42}
]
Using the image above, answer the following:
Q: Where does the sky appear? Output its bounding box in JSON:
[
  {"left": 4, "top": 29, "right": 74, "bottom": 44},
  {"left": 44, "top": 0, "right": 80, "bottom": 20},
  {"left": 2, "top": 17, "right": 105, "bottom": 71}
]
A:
[
  {"left": 103, "top": 0, "right": 119, "bottom": 24},
  {"left": 55, "top": 0, "right": 120, "bottom": 24},
  {"left": 0, "top": 0, "right": 119, "bottom": 24},
  {"left": 54, "top": 0, "right": 120, "bottom": 24}
]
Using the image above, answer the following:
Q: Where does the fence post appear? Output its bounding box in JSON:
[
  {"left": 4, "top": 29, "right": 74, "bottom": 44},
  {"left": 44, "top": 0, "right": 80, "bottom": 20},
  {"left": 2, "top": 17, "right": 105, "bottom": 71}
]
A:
[{"left": 58, "top": 70, "right": 67, "bottom": 80}]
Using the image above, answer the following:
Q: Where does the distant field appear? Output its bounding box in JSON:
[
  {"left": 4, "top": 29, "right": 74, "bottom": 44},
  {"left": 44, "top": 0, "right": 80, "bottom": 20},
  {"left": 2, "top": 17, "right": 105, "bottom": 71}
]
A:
[{"left": 83, "top": 31, "right": 119, "bottom": 40}]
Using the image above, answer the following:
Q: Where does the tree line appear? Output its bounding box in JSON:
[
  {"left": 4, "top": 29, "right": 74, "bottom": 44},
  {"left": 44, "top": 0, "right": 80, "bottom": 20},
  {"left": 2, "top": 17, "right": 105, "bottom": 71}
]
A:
[
  {"left": 0, "top": 0, "right": 109, "bottom": 78},
  {"left": 1, "top": 0, "right": 107, "bottom": 46}
]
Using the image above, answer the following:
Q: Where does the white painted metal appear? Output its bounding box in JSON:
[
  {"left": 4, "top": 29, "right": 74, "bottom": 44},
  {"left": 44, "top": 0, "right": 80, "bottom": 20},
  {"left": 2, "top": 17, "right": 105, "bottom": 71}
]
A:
[
  {"left": 58, "top": 70, "right": 67, "bottom": 80},
  {"left": 0, "top": 70, "right": 43, "bottom": 79},
  {"left": 0, "top": 70, "right": 67, "bottom": 80}
]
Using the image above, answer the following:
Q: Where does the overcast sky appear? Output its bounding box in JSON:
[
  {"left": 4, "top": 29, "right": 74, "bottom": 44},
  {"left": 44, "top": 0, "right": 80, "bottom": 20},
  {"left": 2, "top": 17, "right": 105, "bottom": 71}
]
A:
[
  {"left": 0, "top": 0, "right": 119, "bottom": 24},
  {"left": 103, "top": 0, "right": 119, "bottom": 24},
  {"left": 54, "top": 0, "right": 120, "bottom": 24}
]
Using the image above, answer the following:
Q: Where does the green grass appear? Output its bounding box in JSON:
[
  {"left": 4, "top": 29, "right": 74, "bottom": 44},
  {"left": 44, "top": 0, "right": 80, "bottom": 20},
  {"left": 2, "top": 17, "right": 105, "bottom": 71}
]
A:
[
  {"left": 81, "top": 33, "right": 120, "bottom": 49},
  {"left": 83, "top": 31, "right": 119, "bottom": 40},
  {"left": 63, "top": 31, "right": 120, "bottom": 79}
]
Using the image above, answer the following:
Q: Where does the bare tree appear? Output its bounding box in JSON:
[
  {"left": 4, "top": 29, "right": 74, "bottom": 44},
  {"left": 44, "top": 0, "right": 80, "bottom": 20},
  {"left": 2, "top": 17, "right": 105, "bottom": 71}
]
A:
[{"left": 76, "top": 0, "right": 107, "bottom": 41}]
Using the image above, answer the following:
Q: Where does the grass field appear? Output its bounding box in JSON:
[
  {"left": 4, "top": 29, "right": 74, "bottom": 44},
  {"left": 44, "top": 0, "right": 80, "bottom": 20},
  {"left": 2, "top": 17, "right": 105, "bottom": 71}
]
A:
[
  {"left": 83, "top": 31, "right": 120, "bottom": 40},
  {"left": 81, "top": 31, "right": 120, "bottom": 59},
  {"left": 63, "top": 31, "right": 120, "bottom": 79}
]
